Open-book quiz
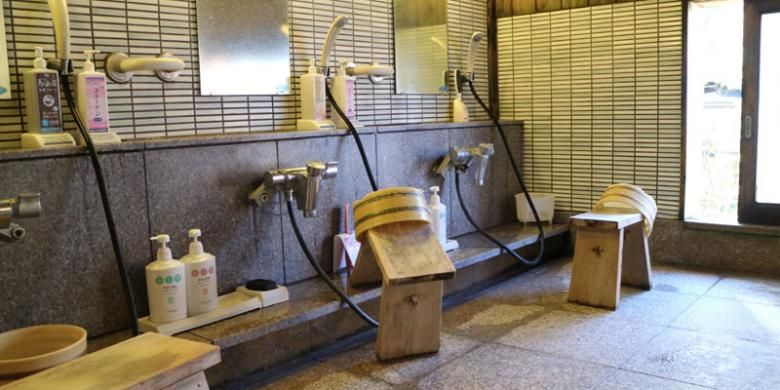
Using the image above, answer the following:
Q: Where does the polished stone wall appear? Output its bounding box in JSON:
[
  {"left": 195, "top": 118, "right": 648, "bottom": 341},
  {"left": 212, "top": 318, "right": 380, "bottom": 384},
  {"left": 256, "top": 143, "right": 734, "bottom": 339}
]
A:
[{"left": 0, "top": 121, "right": 522, "bottom": 336}]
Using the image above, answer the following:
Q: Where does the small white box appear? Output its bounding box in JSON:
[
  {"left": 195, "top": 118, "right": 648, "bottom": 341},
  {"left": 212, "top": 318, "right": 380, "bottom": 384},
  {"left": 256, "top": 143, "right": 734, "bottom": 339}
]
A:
[{"left": 515, "top": 193, "right": 555, "bottom": 225}]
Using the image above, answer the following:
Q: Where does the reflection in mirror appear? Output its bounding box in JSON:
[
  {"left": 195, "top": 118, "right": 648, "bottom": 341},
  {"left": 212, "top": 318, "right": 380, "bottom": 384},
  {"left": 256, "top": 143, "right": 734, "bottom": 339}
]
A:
[
  {"left": 0, "top": 1, "right": 10, "bottom": 100},
  {"left": 394, "top": 0, "right": 448, "bottom": 94},
  {"left": 196, "top": 0, "right": 290, "bottom": 96}
]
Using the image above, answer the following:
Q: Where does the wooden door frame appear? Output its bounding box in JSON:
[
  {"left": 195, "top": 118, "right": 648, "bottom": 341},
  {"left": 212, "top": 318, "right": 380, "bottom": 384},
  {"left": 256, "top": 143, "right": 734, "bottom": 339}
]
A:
[{"left": 738, "top": 0, "right": 780, "bottom": 224}]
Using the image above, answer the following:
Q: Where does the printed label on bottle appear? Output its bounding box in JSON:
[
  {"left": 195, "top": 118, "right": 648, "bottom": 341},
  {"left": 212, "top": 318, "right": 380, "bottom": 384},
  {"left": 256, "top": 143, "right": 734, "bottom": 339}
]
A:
[
  {"left": 345, "top": 78, "right": 356, "bottom": 120},
  {"left": 85, "top": 76, "right": 109, "bottom": 132},
  {"left": 314, "top": 78, "right": 326, "bottom": 120},
  {"left": 36, "top": 73, "right": 62, "bottom": 133}
]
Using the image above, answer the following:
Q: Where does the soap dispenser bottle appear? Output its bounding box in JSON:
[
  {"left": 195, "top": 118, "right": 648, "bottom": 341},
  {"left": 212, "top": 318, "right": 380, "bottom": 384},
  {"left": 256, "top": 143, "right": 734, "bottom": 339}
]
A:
[
  {"left": 331, "top": 60, "right": 357, "bottom": 129},
  {"left": 146, "top": 234, "right": 187, "bottom": 323},
  {"left": 180, "top": 229, "right": 218, "bottom": 316},
  {"left": 76, "top": 49, "right": 120, "bottom": 144},
  {"left": 24, "top": 47, "right": 62, "bottom": 133},
  {"left": 297, "top": 57, "right": 334, "bottom": 131},
  {"left": 428, "top": 186, "right": 448, "bottom": 246},
  {"left": 453, "top": 70, "right": 470, "bottom": 123}
]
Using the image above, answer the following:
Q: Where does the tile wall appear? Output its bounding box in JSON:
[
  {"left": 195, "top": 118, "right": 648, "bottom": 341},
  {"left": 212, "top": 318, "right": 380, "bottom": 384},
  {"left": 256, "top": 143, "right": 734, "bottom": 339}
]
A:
[
  {"left": 0, "top": 0, "right": 489, "bottom": 148},
  {"left": 497, "top": 0, "right": 683, "bottom": 218}
]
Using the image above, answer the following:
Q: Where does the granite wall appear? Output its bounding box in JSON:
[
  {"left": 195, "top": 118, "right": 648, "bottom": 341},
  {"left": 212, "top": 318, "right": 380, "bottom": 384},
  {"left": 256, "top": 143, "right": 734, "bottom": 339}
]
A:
[{"left": 0, "top": 121, "right": 523, "bottom": 337}]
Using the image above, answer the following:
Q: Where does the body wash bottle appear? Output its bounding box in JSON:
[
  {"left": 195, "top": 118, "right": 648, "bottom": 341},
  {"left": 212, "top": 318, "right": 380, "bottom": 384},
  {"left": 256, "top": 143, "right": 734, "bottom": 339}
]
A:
[
  {"left": 181, "top": 229, "right": 218, "bottom": 316},
  {"left": 297, "top": 58, "right": 334, "bottom": 130},
  {"left": 331, "top": 61, "right": 357, "bottom": 129},
  {"left": 21, "top": 47, "right": 75, "bottom": 148},
  {"left": 146, "top": 234, "right": 187, "bottom": 323},
  {"left": 428, "top": 186, "right": 448, "bottom": 246},
  {"left": 76, "top": 50, "right": 121, "bottom": 144}
]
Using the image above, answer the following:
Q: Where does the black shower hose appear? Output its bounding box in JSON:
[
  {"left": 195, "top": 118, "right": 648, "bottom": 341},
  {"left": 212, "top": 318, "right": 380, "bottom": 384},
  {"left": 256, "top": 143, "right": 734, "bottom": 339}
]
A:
[
  {"left": 62, "top": 76, "right": 140, "bottom": 335},
  {"left": 325, "top": 82, "right": 379, "bottom": 192},
  {"left": 286, "top": 198, "right": 379, "bottom": 327},
  {"left": 464, "top": 78, "right": 546, "bottom": 265},
  {"left": 455, "top": 170, "right": 542, "bottom": 266}
]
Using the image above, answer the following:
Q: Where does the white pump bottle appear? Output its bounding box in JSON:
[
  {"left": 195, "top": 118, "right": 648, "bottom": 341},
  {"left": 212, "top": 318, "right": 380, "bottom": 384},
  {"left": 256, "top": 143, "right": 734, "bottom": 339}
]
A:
[
  {"left": 331, "top": 60, "right": 358, "bottom": 129},
  {"left": 146, "top": 234, "right": 187, "bottom": 323},
  {"left": 180, "top": 229, "right": 218, "bottom": 315},
  {"left": 428, "top": 186, "right": 448, "bottom": 247},
  {"left": 76, "top": 49, "right": 121, "bottom": 144}
]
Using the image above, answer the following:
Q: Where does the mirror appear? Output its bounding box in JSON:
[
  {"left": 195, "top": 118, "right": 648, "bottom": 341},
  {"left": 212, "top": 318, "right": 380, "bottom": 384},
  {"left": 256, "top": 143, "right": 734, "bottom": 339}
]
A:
[
  {"left": 196, "top": 0, "right": 290, "bottom": 96},
  {"left": 393, "top": 0, "right": 448, "bottom": 95},
  {"left": 0, "top": 1, "right": 10, "bottom": 100}
]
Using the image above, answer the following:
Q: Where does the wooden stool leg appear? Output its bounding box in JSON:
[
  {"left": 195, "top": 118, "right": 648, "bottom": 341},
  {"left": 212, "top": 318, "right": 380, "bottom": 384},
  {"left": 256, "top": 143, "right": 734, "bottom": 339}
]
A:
[
  {"left": 568, "top": 227, "right": 624, "bottom": 310},
  {"left": 376, "top": 280, "right": 442, "bottom": 361},
  {"left": 621, "top": 222, "right": 652, "bottom": 289}
]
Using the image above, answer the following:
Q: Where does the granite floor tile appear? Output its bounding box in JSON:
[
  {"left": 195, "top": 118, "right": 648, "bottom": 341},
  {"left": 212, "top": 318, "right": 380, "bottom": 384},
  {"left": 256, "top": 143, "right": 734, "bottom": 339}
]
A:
[
  {"left": 416, "top": 343, "right": 611, "bottom": 390},
  {"left": 321, "top": 332, "right": 480, "bottom": 385},
  {"left": 650, "top": 264, "right": 721, "bottom": 295},
  {"left": 562, "top": 288, "right": 699, "bottom": 327},
  {"left": 443, "top": 299, "right": 548, "bottom": 341},
  {"left": 622, "top": 328, "right": 780, "bottom": 389},
  {"left": 670, "top": 296, "right": 780, "bottom": 345},
  {"left": 259, "top": 370, "right": 391, "bottom": 390},
  {"left": 594, "top": 369, "right": 711, "bottom": 390},
  {"left": 496, "top": 309, "right": 665, "bottom": 367},
  {"left": 705, "top": 275, "right": 780, "bottom": 306}
]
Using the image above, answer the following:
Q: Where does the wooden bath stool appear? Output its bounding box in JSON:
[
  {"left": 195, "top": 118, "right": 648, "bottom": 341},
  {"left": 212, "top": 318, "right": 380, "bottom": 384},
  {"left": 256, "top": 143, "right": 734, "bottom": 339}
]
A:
[
  {"left": 568, "top": 210, "right": 652, "bottom": 310},
  {"left": 349, "top": 187, "right": 456, "bottom": 361}
]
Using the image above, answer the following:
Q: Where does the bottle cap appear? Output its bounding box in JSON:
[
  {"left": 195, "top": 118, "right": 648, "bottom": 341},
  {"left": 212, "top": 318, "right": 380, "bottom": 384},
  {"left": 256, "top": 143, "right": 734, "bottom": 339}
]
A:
[
  {"left": 308, "top": 58, "right": 318, "bottom": 74},
  {"left": 33, "top": 47, "right": 47, "bottom": 69},
  {"left": 188, "top": 229, "right": 204, "bottom": 255},
  {"left": 82, "top": 49, "right": 100, "bottom": 72},
  {"left": 150, "top": 234, "right": 173, "bottom": 261},
  {"left": 429, "top": 186, "right": 441, "bottom": 205}
]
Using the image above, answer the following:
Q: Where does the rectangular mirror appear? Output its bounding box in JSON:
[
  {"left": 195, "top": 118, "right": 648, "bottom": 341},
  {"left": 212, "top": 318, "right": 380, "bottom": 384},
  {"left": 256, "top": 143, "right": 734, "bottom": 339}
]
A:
[
  {"left": 0, "top": 1, "right": 10, "bottom": 100},
  {"left": 196, "top": 0, "right": 290, "bottom": 96},
  {"left": 393, "top": 0, "right": 448, "bottom": 94}
]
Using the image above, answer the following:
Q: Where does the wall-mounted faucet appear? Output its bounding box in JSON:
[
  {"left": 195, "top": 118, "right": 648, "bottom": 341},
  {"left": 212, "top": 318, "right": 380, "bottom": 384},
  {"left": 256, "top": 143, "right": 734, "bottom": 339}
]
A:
[
  {"left": 105, "top": 52, "right": 185, "bottom": 83},
  {"left": 0, "top": 193, "right": 42, "bottom": 243},
  {"left": 249, "top": 161, "right": 338, "bottom": 218},
  {"left": 434, "top": 143, "right": 495, "bottom": 186}
]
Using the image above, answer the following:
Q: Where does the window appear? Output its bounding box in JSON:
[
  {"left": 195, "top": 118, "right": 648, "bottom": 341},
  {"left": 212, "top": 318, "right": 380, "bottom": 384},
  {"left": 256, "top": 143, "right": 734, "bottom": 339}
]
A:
[
  {"left": 739, "top": 0, "right": 780, "bottom": 224},
  {"left": 685, "top": 0, "right": 743, "bottom": 223}
]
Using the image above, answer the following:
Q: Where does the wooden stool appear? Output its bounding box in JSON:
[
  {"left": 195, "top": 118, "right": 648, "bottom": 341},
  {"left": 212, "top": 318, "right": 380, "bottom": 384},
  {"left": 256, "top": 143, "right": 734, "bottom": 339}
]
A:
[
  {"left": 568, "top": 210, "right": 652, "bottom": 310},
  {"left": 349, "top": 187, "right": 456, "bottom": 361}
]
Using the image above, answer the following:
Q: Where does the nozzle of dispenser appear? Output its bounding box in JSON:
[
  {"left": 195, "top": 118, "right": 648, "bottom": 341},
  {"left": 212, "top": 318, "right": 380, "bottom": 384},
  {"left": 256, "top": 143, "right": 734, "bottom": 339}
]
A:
[
  {"left": 150, "top": 234, "right": 173, "bottom": 261},
  {"left": 188, "top": 229, "right": 204, "bottom": 255},
  {"left": 83, "top": 49, "right": 100, "bottom": 72}
]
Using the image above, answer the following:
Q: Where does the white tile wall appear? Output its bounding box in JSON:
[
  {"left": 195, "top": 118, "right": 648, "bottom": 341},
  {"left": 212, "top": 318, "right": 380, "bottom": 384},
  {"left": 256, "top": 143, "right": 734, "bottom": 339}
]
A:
[
  {"left": 497, "top": 0, "right": 682, "bottom": 218},
  {"left": 0, "top": 0, "right": 489, "bottom": 148}
]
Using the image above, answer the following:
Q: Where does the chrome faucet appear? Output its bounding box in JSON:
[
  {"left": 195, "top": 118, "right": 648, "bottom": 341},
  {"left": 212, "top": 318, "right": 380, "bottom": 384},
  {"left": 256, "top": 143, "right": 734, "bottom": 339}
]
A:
[
  {"left": 0, "top": 193, "right": 42, "bottom": 243},
  {"left": 433, "top": 143, "right": 495, "bottom": 186},
  {"left": 249, "top": 161, "right": 338, "bottom": 218}
]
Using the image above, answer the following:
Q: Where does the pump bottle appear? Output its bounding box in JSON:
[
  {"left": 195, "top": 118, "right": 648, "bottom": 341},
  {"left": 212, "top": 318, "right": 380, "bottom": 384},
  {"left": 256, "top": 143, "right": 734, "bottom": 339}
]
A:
[
  {"left": 76, "top": 49, "right": 121, "bottom": 144},
  {"left": 331, "top": 61, "right": 357, "bottom": 129},
  {"left": 146, "top": 234, "right": 187, "bottom": 322},
  {"left": 297, "top": 58, "right": 335, "bottom": 130},
  {"left": 21, "top": 47, "right": 75, "bottom": 148},
  {"left": 428, "top": 186, "right": 448, "bottom": 246},
  {"left": 180, "top": 229, "right": 218, "bottom": 315}
]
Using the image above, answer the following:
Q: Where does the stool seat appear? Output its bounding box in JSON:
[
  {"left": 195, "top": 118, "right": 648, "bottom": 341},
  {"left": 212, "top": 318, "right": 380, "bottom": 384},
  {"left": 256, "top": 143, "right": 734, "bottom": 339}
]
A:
[{"left": 568, "top": 209, "right": 652, "bottom": 310}]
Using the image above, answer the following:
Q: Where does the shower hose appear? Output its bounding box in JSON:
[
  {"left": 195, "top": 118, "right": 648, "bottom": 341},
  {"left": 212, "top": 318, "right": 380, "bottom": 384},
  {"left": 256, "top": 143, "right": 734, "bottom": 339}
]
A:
[{"left": 62, "top": 76, "right": 140, "bottom": 335}]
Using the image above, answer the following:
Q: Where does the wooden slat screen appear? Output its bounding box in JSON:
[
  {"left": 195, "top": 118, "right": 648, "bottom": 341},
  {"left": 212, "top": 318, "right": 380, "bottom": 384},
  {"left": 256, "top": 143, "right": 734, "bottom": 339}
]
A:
[{"left": 497, "top": 0, "right": 683, "bottom": 218}]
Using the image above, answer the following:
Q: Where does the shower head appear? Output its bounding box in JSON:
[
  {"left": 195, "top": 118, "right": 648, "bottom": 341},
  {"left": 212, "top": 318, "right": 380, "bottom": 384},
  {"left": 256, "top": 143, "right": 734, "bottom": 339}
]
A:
[
  {"left": 320, "top": 15, "right": 350, "bottom": 70},
  {"left": 465, "top": 32, "right": 484, "bottom": 80},
  {"left": 47, "top": 0, "right": 72, "bottom": 74}
]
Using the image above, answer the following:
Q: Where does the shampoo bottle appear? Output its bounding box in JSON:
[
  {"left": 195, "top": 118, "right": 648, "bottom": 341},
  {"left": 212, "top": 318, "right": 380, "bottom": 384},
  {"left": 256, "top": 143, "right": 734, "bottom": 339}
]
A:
[
  {"left": 146, "top": 234, "right": 187, "bottom": 323},
  {"left": 76, "top": 49, "right": 120, "bottom": 144},
  {"left": 428, "top": 186, "right": 448, "bottom": 246},
  {"left": 331, "top": 61, "right": 357, "bottom": 129},
  {"left": 180, "top": 229, "right": 218, "bottom": 316},
  {"left": 24, "top": 47, "right": 63, "bottom": 134},
  {"left": 300, "top": 58, "right": 327, "bottom": 122}
]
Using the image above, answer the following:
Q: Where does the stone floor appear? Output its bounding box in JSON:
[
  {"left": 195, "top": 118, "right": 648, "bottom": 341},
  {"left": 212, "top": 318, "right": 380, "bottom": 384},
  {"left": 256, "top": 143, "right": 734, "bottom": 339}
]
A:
[{"left": 251, "top": 258, "right": 780, "bottom": 389}]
